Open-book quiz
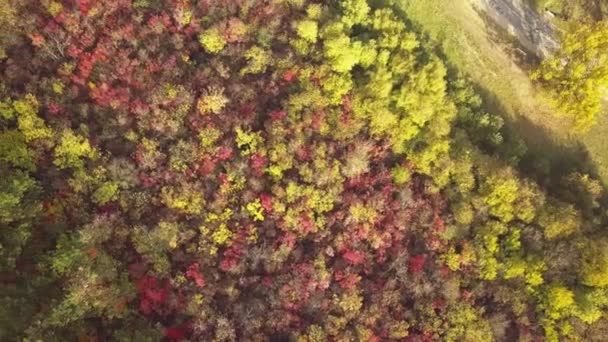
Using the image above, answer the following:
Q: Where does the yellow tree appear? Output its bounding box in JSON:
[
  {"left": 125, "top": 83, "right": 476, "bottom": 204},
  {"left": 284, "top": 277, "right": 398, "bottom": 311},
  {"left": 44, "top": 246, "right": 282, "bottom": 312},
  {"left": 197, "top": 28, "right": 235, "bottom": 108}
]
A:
[{"left": 532, "top": 21, "right": 608, "bottom": 132}]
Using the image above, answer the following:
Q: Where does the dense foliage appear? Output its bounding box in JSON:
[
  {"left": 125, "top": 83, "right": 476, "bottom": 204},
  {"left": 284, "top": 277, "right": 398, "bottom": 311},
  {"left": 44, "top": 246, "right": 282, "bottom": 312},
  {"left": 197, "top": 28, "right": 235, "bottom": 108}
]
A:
[
  {"left": 532, "top": 18, "right": 608, "bottom": 132},
  {"left": 2, "top": 0, "right": 608, "bottom": 341}
]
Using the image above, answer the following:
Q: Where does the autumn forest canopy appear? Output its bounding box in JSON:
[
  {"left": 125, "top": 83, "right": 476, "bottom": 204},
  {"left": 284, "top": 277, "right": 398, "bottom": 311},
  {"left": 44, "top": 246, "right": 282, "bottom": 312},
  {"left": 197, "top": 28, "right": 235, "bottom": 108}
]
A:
[{"left": 2, "top": 0, "right": 608, "bottom": 341}]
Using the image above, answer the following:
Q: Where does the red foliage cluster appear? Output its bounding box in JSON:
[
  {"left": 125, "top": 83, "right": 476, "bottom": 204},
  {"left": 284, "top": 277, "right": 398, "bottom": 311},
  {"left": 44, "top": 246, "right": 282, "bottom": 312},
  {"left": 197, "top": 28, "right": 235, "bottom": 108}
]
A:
[
  {"left": 335, "top": 271, "right": 360, "bottom": 290},
  {"left": 409, "top": 255, "right": 426, "bottom": 274},
  {"left": 89, "top": 83, "right": 131, "bottom": 110},
  {"left": 259, "top": 193, "right": 273, "bottom": 212},
  {"left": 185, "top": 263, "right": 206, "bottom": 288},
  {"left": 343, "top": 249, "right": 366, "bottom": 266},
  {"left": 135, "top": 276, "right": 170, "bottom": 315},
  {"left": 164, "top": 321, "right": 192, "bottom": 341},
  {"left": 216, "top": 147, "right": 233, "bottom": 161},
  {"left": 282, "top": 70, "right": 297, "bottom": 82},
  {"left": 269, "top": 110, "right": 287, "bottom": 121},
  {"left": 220, "top": 225, "right": 255, "bottom": 272},
  {"left": 250, "top": 153, "right": 267, "bottom": 176}
]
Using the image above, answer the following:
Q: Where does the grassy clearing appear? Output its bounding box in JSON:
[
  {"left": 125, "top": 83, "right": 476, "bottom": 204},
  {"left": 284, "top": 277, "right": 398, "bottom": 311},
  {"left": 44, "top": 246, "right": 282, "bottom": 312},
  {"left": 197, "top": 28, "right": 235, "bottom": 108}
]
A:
[
  {"left": 526, "top": 0, "right": 564, "bottom": 13},
  {"left": 397, "top": 0, "right": 608, "bottom": 184}
]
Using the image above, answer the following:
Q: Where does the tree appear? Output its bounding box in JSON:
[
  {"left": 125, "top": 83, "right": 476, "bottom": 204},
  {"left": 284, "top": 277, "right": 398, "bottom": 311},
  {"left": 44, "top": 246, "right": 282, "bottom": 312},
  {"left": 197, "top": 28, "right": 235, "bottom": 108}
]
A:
[
  {"left": 478, "top": 169, "right": 519, "bottom": 222},
  {"left": 321, "top": 22, "right": 363, "bottom": 73},
  {"left": 339, "top": 0, "right": 370, "bottom": 28},
  {"left": 580, "top": 238, "right": 608, "bottom": 287},
  {"left": 13, "top": 95, "right": 52, "bottom": 142},
  {"left": 197, "top": 86, "right": 229, "bottom": 115},
  {"left": 53, "top": 129, "right": 95, "bottom": 169},
  {"left": 537, "top": 200, "right": 581, "bottom": 240},
  {"left": 0, "top": 130, "right": 35, "bottom": 170},
  {"left": 295, "top": 20, "right": 318, "bottom": 43},
  {"left": 3, "top": 0, "right": 608, "bottom": 340},
  {"left": 0, "top": 167, "right": 40, "bottom": 271},
  {"left": 199, "top": 27, "right": 227, "bottom": 54},
  {"left": 542, "top": 283, "right": 575, "bottom": 319},
  {"left": 0, "top": 1, "right": 21, "bottom": 59},
  {"left": 532, "top": 21, "right": 608, "bottom": 132}
]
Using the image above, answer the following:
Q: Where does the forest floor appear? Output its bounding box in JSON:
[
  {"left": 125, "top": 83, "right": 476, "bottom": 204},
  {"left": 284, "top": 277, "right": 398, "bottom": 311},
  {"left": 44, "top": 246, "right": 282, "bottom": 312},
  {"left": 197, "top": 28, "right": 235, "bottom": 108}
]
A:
[{"left": 398, "top": 0, "right": 608, "bottom": 185}]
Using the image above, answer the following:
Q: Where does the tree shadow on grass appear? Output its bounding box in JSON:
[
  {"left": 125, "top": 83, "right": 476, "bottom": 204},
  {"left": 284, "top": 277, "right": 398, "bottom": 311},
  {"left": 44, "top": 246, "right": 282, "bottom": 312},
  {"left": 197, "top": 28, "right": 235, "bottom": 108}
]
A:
[{"left": 474, "top": 84, "right": 606, "bottom": 198}]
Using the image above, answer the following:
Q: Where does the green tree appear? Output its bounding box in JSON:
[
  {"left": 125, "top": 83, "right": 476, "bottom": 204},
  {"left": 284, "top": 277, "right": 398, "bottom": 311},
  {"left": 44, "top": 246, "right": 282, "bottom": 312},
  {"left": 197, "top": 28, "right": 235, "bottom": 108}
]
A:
[
  {"left": 45, "top": 234, "right": 135, "bottom": 328},
  {"left": 0, "top": 1, "right": 20, "bottom": 59},
  {"left": 0, "top": 167, "right": 40, "bottom": 271},
  {"left": 241, "top": 46, "right": 272, "bottom": 75},
  {"left": 537, "top": 200, "right": 581, "bottom": 240},
  {"left": 54, "top": 129, "right": 95, "bottom": 169},
  {"left": 573, "top": 288, "right": 608, "bottom": 324},
  {"left": 13, "top": 95, "right": 52, "bottom": 142},
  {"left": 478, "top": 169, "right": 519, "bottom": 222},
  {"left": 132, "top": 221, "right": 180, "bottom": 274},
  {"left": 321, "top": 22, "right": 363, "bottom": 73},
  {"left": 580, "top": 238, "right": 608, "bottom": 287},
  {"left": 339, "top": 0, "right": 370, "bottom": 28},
  {"left": 92, "top": 181, "right": 119, "bottom": 205},
  {"left": 561, "top": 172, "right": 603, "bottom": 215},
  {"left": 0, "top": 130, "right": 35, "bottom": 170}
]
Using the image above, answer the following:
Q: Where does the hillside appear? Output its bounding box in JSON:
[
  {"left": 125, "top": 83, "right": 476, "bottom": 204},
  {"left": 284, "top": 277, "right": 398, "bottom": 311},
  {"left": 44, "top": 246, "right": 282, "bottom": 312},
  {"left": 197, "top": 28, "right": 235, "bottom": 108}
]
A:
[
  {"left": 400, "top": 0, "right": 608, "bottom": 187},
  {"left": 1, "top": 1, "right": 608, "bottom": 341}
]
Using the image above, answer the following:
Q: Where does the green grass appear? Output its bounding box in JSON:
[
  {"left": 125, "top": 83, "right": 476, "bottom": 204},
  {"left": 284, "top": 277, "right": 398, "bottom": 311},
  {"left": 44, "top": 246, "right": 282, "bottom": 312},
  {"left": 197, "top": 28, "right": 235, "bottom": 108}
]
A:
[
  {"left": 526, "top": 0, "right": 564, "bottom": 14},
  {"left": 398, "top": 0, "right": 608, "bottom": 185}
]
